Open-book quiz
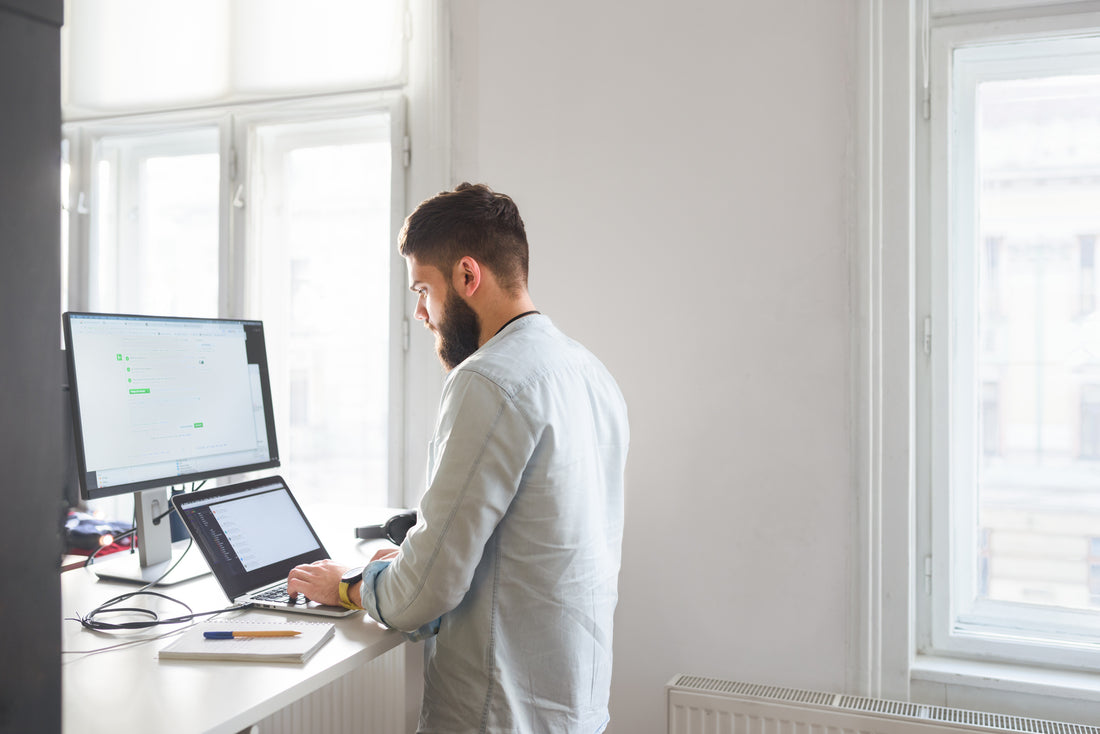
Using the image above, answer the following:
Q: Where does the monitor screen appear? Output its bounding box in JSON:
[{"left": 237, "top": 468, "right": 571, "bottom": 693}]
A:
[{"left": 63, "top": 312, "right": 280, "bottom": 501}]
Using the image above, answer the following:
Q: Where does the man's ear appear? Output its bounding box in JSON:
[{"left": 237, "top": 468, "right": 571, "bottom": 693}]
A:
[{"left": 452, "top": 256, "right": 482, "bottom": 297}]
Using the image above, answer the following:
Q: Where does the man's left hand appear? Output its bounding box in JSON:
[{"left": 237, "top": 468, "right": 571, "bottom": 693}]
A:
[{"left": 371, "top": 548, "right": 400, "bottom": 564}]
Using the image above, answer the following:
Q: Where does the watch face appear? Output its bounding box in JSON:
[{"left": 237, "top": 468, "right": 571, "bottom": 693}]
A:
[{"left": 342, "top": 566, "right": 364, "bottom": 583}]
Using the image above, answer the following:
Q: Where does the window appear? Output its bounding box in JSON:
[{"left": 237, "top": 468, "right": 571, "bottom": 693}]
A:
[
  {"left": 982, "top": 236, "right": 1002, "bottom": 318},
  {"left": 1081, "top": 385, "right": 1100, "bottom": 461},
  {"left": 1090, "top": 538, "right": 1100, "bottom": 606},
  {"left": 246, "top": 113, "right": 396, "bottom": 503},
  {"left": 1079, "top": 235, "right": 1096, "bottom": 316},
  {"left": 87, "top": 127, "right": 221, "bottom": 316},
  {"left": 922, "top": 15, "right": 1100, "bottom": 669},
  {"left": 981, "top": 382, "right": 1000, "bottom": 458},
  {"left": 62, "top": 1, "right": 409, "bottom": 511}
]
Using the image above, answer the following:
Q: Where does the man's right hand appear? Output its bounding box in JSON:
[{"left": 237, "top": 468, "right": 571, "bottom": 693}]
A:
[{"left": 286, "top": 558, "right": 348, "bottom": 607}]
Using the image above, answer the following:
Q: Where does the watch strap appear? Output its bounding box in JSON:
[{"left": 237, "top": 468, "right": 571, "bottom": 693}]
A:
[{"left": 338, "top": 567, "right": 366, "bottom": 610}]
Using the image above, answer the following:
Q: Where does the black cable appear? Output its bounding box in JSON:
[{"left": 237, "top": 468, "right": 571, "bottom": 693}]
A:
[
  {"left": 85, "top": 526, "right": 136, "bottom": 567},
  {"left": 82, "top": 503, "right": 172, "bottom": 568},
  {"left": 70, "top": 590, "right": 196, "bottom": 631},
  {"left": 74, "top": 488, "right": 209, "bottom": 628},
  {"left": 75, "top": 483, "right": 213, "bottom": 627},
  {"left": 63, "top": 602, "right": 248, "bottom": 656},
  {"left": 83, "top": 481, "right": 204, "bottom": 568},
  {"left": 71, "top": 538, "right": 207, "bottom": 631},
  {"left": 129, "top": 501, "right": 137, "bottom": 554}
]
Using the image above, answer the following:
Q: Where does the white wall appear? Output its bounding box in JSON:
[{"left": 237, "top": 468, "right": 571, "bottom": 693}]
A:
[{"left": 447, "top": 1, "right": 858, "bottom": 731}]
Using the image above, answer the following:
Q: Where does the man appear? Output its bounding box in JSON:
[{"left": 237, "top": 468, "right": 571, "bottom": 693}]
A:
[{"left": 287, "top": 183, "right": 629, "bottom": 733}]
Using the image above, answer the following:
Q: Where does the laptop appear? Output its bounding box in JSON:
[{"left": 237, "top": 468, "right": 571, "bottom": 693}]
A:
[{"left": 172, "top": 475, "right": 357, "bottom": 617}]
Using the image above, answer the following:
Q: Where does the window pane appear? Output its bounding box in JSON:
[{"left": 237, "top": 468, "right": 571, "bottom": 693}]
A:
[
  {"left": 976, "top": 74, "right": 1100, "bottom": 613},
  {"left": 252, "top": 114, "right": 392, "bottom": 506},
  {"left": 91, "top": 129, "right": 219, "bottom": 317}
]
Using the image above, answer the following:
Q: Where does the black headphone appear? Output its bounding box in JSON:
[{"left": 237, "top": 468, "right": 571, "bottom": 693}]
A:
[{"left": 354, "top": 510, "right": 418, "bottom": 545}]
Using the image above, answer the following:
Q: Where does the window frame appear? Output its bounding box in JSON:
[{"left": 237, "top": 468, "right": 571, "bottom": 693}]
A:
[
  {"left": 917, "top": 9, "right": 1100, "bottom": 672},
  {"left": 62, "top": 93, "right": 410, "bottom": 508}
]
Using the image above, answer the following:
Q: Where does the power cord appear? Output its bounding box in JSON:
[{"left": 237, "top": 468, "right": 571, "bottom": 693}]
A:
[
  {"left": 72, "top": 481, "right": 217, "bottom": 634},
  {"left": 84, "top": 481, "right": 205, "bottom": 568},
  {"left": 83, "top": 505, "right": 171, "bottom": 567},
  {"left": 68, "top": 534, "right": 244, "bottom": 641},
  {"left": 71, "top": 537, "right": 203, "bottom": 630},
  {"left": 62, "top": 602, "right": 248, "bottom": 656}
]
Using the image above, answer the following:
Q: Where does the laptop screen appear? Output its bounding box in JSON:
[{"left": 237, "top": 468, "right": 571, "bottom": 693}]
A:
[{"left": 174, "top": 476, "right": 329, "bottom": 600}]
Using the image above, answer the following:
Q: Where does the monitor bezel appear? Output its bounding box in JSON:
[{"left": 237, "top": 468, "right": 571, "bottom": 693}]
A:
[{"left": 63, "top": 311, "right": 281, "bottom": 501}]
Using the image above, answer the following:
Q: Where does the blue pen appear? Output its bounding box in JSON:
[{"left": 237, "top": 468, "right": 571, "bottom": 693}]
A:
[{"left": 204, "top": 630, "right": 301, "bottom": 639}]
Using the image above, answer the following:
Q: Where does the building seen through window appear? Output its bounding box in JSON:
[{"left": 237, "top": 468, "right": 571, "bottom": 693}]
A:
[{"left": 976, "top": 73, "right": 1100, "bottom": 612}]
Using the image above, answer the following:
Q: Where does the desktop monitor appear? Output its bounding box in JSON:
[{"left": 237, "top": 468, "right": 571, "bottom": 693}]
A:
[{"left": 63, "top": 312, "right": 280, "bottom": 583}]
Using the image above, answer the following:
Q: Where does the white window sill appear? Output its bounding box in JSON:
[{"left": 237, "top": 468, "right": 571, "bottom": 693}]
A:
[{"left": 911, "top": 655, "right": 1100, "bottom": 725}]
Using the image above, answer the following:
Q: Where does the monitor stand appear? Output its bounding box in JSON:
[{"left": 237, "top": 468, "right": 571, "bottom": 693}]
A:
[{"left": 92, "top": 487, "right": 210, "bottom": 586}]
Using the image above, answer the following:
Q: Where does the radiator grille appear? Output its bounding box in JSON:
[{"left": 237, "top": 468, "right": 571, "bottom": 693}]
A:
[
  {"left": 669, "top": 674, "right": 1100, "bottom": 734},
  {"left": 674, "top": 675, "right": 838, "bottom": 707},
  {"left": 255, "top": 644, "right": 406, "bottom": 734}
]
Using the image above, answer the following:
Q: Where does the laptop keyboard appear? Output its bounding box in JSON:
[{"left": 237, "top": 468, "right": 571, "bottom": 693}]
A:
[{"left": 253, "top": 583, "right": 309, "bottom": 605}]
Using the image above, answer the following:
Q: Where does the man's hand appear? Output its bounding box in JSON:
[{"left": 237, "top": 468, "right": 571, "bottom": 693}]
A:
[{"left": 286, "top": 559, "right": 348, "bottom": 607}]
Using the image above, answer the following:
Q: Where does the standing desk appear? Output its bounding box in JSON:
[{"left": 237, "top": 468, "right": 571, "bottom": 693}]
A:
[{"left": 61, "top": 504, "right": 410, "bottom": 734}]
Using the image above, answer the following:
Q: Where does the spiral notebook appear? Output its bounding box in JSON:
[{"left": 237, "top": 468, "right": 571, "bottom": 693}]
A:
[{"left": 159, "top": 616, "right": 335, "bottom": 663}]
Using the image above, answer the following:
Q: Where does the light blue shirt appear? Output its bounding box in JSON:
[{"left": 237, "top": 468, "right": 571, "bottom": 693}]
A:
[{"left": 360, "top": 314, "right": 629, "bottom": 733}]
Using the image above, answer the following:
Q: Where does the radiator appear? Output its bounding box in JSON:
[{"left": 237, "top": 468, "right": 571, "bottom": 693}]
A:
[{"left": 667, "top": 675, "right": 1100, "bottom": 734}]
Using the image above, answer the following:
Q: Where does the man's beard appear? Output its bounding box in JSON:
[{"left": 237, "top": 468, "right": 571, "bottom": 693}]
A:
[{"left": 435, "top": 285, "right": 481, "bottom": 371}]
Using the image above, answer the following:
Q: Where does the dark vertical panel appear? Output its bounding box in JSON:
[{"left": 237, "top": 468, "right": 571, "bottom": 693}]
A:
[
  {"left": 0, "top": 1, "right": 63, "bottom": 732},
  {"left": 0, "top": 0, "right": 62, "bottom": 24}
]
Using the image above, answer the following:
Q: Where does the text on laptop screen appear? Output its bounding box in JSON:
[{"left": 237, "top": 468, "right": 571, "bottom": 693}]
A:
[
  {"left": 176, "top": 482, "right": 319, "bottom": 572},
  {"left": 64, "top": 313, "right": 280, "bottom": 500},
  {"left": 172, "top": 477, "right": 332, "bottom": 603}
]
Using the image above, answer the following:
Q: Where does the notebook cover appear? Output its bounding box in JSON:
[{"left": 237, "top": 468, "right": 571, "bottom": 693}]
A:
[{"left": 158, "top": 616, "right": 334, "bottom": 664}]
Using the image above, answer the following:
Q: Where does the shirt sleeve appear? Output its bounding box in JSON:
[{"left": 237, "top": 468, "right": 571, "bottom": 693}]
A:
[
  {"left": 365, "top": 368, "right": 537, "bottom": 632},
  {"left": 360, "top": 560, "right": 440, "bottom": 641}
]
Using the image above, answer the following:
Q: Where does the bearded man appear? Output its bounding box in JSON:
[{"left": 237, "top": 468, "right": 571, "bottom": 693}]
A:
[{"left": 288, "top": 182, "right": 629, "bottom": 734}]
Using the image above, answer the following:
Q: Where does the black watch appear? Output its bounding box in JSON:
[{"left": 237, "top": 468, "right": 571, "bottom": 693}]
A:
[{"left": 338, "top": 566, "right": 366, "bottom": 610}]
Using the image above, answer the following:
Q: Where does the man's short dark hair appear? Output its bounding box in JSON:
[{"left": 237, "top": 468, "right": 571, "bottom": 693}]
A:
[{"left": 399, "top": 183, "right": 529, "bottom": 292}]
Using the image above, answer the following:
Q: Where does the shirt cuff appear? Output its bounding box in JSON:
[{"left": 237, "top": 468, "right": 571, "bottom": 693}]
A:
[
  {"left": 359, "top": 559, "right": 441, "bottom": 641},
  {"left": 405, "top": 616, "right": 441, "bottom": 642}
]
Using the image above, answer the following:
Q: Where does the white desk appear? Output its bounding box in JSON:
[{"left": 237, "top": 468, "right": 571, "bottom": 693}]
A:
[{"left": 61, "top": 505, "right": 409, "bottom": 734}]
